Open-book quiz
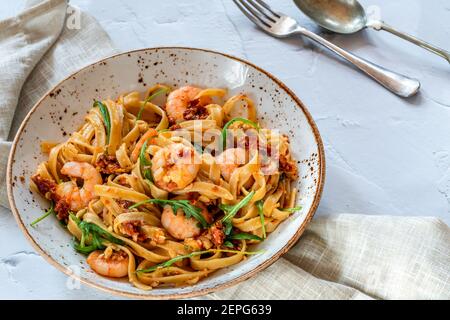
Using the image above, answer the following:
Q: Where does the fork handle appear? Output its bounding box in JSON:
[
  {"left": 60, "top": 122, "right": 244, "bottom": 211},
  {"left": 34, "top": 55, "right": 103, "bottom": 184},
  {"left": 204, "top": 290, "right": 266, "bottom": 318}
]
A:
[{"left": 296, "top": 27, "right": 420, "bottom": 97}]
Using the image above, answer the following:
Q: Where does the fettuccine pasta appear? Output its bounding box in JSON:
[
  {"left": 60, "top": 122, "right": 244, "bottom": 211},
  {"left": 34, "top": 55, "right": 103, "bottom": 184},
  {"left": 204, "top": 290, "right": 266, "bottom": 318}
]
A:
[{"left": 30, "top": 84, "right": 299, "bottom": 289}]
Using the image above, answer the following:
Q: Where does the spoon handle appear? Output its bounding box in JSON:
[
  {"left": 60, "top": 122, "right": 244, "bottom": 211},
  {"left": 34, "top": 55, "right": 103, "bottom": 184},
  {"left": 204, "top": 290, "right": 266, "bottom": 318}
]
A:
[
  {"left": 368, "top": 21, "right": 450, "bottom": 64},
  {"left": 296, "top": 28, "right": 420, "bottom": 97}
]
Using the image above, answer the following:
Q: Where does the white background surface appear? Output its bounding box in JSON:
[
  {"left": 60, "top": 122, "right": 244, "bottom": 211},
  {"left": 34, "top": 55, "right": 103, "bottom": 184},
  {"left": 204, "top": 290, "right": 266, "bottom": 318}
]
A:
[{"left": 0, "top": 0, "right": 449, "bottom": 299}]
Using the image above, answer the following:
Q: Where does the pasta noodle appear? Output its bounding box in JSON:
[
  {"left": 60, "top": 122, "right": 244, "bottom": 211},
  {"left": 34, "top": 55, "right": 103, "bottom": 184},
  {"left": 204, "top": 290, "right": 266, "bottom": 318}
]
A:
[{"left": 30, "top": 84, "right": 300, "bottom": 289}]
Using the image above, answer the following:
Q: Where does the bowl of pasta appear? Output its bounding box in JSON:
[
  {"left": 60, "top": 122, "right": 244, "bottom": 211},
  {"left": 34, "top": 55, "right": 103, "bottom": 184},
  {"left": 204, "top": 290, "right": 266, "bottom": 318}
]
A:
[{"left": 7, "top": 47, "right": 325, "bottom": 299}]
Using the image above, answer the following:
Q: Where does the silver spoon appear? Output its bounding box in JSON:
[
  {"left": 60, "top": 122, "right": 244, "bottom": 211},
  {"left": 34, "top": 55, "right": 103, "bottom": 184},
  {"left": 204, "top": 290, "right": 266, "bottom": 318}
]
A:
[{"left": 293, "top": 0, "right": 450, "bottom": 63}]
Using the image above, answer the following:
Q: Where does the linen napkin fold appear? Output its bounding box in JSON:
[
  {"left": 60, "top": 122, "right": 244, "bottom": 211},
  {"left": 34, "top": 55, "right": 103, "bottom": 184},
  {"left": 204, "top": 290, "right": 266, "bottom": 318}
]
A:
[
  {"left": 208, "top": 214, "right": 450, "bottom": 300},
  {"left": 0, "top": 0, "right": 116, "bottom": 207},
  {"left": 0, "top": 0, "right": 448, "bottom": 301}
]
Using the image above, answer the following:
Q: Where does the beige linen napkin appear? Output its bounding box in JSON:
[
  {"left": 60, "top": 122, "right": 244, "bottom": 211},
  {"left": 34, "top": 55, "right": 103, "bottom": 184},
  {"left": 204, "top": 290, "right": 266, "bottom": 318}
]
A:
[
  {"left": 0, "top": 0, "right": 449, "bottom": 300},
  {"left": 209, "top": 214, "right": 450, "bottom": 300},
  {"left": 0, "top": 0, "right": 115, "bottom": 207}
]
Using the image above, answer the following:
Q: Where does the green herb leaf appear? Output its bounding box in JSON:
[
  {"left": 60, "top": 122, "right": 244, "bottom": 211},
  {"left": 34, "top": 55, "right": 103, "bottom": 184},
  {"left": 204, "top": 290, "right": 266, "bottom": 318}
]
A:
[
  {"left": 130, "top": 199, "right": 208, "bottom": 228},
  {"left": 220, "top": 191, "right": 255, "bottom": 223},
  {"left": 136, "top": 88, "right": 169, "bottom": 121},
  {"left": 218, "top": 203, "right": 234, "bottom": 212},
  {"left": 255, "top": 200, "right": 267, "bottom": 239},
  {"left": 136, "top": 250, "right": 209, "bottom": 273},
  {"left": 70, "top": 213, "right": 123, "bottom": 254},
  {"left": 82, "top": 222, "right": 123, "bottom": 245},
  {"left": 223, "top": 241, "right": 234, "bottom": 248},
  {"left": 221, "top": 117, "right": 259, "bottom": 150},
  {"left": 73, "top": 236, "right": 100, "bottom": 254},
  {"left": 93, "top": 100, "right": 111, "bottom": 143},
  {"left": 228, "top": 232, "right": 263, "bottom": 241},
  {"left": 136, "top": 248, "right": 263, "bottom": 273},
  {"left": 69, "top": 212, "right": 81, "bottom": 224},
  {"left": 217, "top": 249, "right": 263, "bottom": 255},
  {"left": 139, "top": 140, "right": 153, "bottom": 182},
  {"left": 30, "top": 202, "right": 55, "bottom": 227},
  {"left": 282, "top": 206, "right": 302, "bottom": 213},
  {"left": 223, "top": 220, "right": 233, "bottom": 236}
]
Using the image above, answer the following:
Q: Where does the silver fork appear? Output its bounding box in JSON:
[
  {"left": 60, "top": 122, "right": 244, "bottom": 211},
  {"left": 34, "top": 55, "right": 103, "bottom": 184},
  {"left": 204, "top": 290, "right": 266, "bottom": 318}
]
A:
[{"left": 233, "top": 0, "right": 420, "bottom": 97}]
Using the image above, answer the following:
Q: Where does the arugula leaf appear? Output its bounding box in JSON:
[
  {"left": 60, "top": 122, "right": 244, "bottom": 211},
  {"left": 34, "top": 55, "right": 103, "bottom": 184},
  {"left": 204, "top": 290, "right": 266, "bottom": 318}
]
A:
[
  {"left": 221, "top": 117, "right": 259, "bottom": 149},
  {"left": 219, "top": 192, "right": 256, "bottom": 237},
  {"left": 139, "top": 140, "right": 153, "bottom": 182},
  {"left": 216, "top": 249, "right": 263, "bottom": 255},
  {"left": 70, "top": 212, "right": 81, "bottom": 224},
  {"left": 136, "top": 87, "right": 169, "bottom": 121},
  {"left": 73, "top": 234, "right": 101, "bottom": 254},
  {"left": 223, "top": 241, "right": 234, "bottom": 248},
  {"left": 228, "top": 232, "right": 263, "bottom": 241},
  {"left": 81, "top": 222, "right": 123, "bottom": 245},
  {"left": 136, "top": 248, "right": 263, "bottom": 273},
  {"left": 70, "top": 213, "right": 123, "bottom": 254},
  {"left": 136, "top": 250, "right": 209, "bottom": 273},
  {"left": 220, "top": 191, "right": 255, "bottom": 223},
  {"left": 218, "top": 203, "right": 234, "bottom": 212},
  {"left": 223, "top": 219, "right": 233, "bottom": 236},
  {"left": 130, "top": 199, "right": 208, "bottom": 228},
  {"left": 30, "top": 202, "right": 55, "bottom": 227},
  {"left": 255, "top": 200, "right": 267, "bottom": 239},
  {"left": 93, "top": 100, "right": 111, "bottom": 143},
  {"left": 282, "top": 206, "right": 302, "bottom": 213}
]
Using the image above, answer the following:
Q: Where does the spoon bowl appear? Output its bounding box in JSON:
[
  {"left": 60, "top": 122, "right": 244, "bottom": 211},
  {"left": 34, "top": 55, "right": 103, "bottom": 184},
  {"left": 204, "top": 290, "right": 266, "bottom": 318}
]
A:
[
  {"left": 294, "top": 0, "right": 366, "bottom": 34},
  {"left": 293, "top": 0, "right": 450, "bottom": 63}
]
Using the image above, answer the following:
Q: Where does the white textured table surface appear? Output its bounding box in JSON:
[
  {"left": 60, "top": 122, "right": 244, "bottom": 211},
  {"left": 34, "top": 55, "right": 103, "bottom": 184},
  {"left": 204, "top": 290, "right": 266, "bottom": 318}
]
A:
[{"left": 1, "top": 0, "right": 449, "bottom": 299}]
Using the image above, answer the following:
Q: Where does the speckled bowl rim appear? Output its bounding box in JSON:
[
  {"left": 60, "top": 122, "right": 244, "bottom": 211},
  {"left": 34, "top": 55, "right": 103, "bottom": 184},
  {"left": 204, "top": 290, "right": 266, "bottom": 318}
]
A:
[{"left": 7, "top": 47, "right": 325, "bottom": 300}]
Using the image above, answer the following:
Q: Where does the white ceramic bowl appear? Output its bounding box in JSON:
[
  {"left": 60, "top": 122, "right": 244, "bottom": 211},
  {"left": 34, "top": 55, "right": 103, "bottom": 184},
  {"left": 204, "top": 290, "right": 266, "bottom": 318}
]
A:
[{"left": 7, "top": 47, "right": 325, "bottom": 299}]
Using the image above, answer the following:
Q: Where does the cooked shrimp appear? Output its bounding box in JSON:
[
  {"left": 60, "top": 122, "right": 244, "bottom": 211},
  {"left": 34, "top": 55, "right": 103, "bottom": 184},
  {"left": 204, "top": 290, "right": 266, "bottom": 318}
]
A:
[
  {"left": 55, "top": 161, "right": 102, "bottom": 212},
  {"left": 165, "top": 86, "right": 203, "bottom": 123},
  {"left": 215, "top": 148, "right": 248, "bottom": 181},
  {"left": 161, "top": 202, "right": 212, "bottom": 240},
  {"left": 151, "top": 143, "right": 200, "bottom": 192},
  {"left": 87, "top": 250, "right": 129, "bottom": 278},
  {"left": 130, "top": 128, "right": 158, "bottom": 162}
]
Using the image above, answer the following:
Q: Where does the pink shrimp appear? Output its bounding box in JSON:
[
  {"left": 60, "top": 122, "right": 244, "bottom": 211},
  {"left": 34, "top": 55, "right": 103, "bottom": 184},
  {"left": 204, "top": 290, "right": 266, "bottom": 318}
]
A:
[
  {"left": 87, "top": 250, "right": 129, "bottom": 278},
  {"left": 55, "top": 161, "right": 102, "bottom": 212},
  {"left": 151, "top": 143, "right": 200, "bottom": 192},
  {"left": 165, "top": 86, "right": 210, "bottom": 123},
  {"left": 161, "top": 202, "right": 212, "bottom": 240}
]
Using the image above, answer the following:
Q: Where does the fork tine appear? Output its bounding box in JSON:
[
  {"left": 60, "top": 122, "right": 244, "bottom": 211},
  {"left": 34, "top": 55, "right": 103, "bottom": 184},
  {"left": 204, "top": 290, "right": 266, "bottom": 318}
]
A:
[
  {"left": 244, "top": 0, "right": 277, "bottom": 23},
  {"left": 233, "top": 0, "right": 271, "bottom": 29},
  {"left": 235, "top": 0, "right": 272, "bottom": 27},
  {"left": 254, "top": 0, "right": 281, "bottom": 18}
]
